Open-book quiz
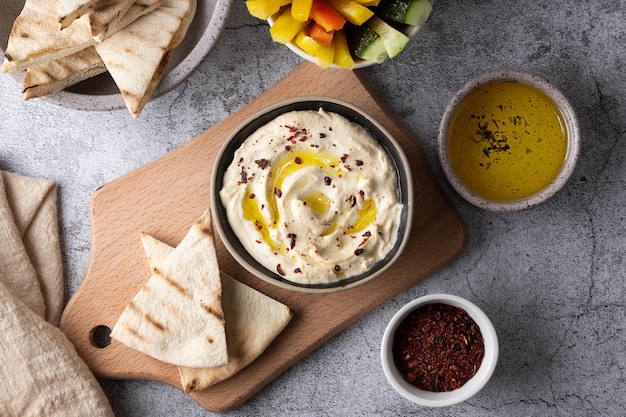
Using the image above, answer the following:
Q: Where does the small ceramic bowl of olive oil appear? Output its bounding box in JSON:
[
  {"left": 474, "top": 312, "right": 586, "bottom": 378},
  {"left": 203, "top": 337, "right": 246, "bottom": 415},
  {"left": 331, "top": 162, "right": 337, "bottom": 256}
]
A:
[{"left": 438, "top": 70, "right": 580, "bottom": 212}]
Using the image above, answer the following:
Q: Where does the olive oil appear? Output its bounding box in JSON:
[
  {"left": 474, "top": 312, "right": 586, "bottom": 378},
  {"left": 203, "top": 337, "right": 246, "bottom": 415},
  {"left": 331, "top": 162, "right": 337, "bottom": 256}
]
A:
[
  {"left": 268, "top": 149, "right": 341, "bottom": 226},
  {"left": 447, "top": 80, "right": 568, "bottom": 202},
  {"left": 244, "top": 147, "right": 378, "bottom": 245}
]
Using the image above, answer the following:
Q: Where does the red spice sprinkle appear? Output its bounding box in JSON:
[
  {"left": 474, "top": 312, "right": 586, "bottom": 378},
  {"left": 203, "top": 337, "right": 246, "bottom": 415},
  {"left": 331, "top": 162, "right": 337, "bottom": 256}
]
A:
[
  {"left": 392, "top": 303, "right": 485, "bottom": 392},
  {"left": 255, "top": 159, "right": 269, "bottom": 169},
  {"left": 287, "top": 233, "right": 297, "bottom": 249}
]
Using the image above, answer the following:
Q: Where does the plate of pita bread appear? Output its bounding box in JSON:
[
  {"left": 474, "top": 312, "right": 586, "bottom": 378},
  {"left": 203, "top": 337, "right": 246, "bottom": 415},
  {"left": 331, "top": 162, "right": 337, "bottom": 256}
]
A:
[{"left": 0, "top": 0, "right": 231, "bottom": 117}]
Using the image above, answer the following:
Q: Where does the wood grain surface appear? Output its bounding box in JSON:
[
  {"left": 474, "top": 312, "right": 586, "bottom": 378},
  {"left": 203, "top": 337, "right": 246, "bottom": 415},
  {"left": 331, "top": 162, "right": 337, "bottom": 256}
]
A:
[{"left": 59, "top": 62, "right": 468, "bottom": 413}]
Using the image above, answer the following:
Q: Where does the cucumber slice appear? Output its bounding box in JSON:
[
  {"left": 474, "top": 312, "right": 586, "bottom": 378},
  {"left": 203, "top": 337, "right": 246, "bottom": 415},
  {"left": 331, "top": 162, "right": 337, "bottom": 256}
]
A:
[
  {"left": 368, "top": 16, "right": 410, "bottom": 58},
  {"left": 348, "top": 25, "right": 388, "bottom": 63},
  {"left": 377, "top": 0, "right": 432, "bottom": 26}
]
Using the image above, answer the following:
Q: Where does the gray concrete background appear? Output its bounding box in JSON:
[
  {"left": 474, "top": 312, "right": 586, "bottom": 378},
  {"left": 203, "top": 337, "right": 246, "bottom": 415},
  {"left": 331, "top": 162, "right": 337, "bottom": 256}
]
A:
[{"left": 1, "top": 0, "right": 625, "bottom": 415}]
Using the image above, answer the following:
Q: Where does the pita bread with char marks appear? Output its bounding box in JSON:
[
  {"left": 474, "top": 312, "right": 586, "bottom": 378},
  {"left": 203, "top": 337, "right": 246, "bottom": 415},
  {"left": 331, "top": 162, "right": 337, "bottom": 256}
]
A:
[
  {"left": 95, "top": 0, "right": 195, "bottom": 118},
  {"left": 22, "top": 46, "right": 106, "bottom": 99},
  {"left": 2, "top": 0, "right": 95, "bottom": 73},
  {"left": 110, "top": 209, "right": 228, "bottom": 369},
  {"left": 88, "top": 0, "right": 136, "bottom": 41},
  {"left": 139, "top": 233, "right": 294, "bottom": 393},
  {"left": 21, "top": 0, "right": 163, "bottom": 101},
  {"left": 90, "top": 0, "right": 162, "bottom": 42},
  {"left": 57, "top": 0, "right": 99, "bottom": 29}
]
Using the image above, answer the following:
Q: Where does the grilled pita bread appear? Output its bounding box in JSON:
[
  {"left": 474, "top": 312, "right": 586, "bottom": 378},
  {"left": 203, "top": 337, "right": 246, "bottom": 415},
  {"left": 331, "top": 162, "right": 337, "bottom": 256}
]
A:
[
  {"left": 22, "top": 46, "right": 106, "bottom": 99},
  {"left": 92, "top": 0, "right": 162, "bottom": 42},
  {"left": 88, "top": 0, "right": 136, "bottom": 41},
  {"left": 110, "top": 210, "right": 228, "bottom": 369},
  {"left": 21, "top": 0, "right": 163, "bottom": 100},
  {"left": 2, "top": 0, "right": 95, "bottom": 73},
  {"left": 140, "top": 233, "right": 294, "bottom": 393},
  {"left": 95, "top": 0, "right": 195, "bottom": 118},
  {"left": 57, "top": 0, "right": 99, "bottom": 29}
]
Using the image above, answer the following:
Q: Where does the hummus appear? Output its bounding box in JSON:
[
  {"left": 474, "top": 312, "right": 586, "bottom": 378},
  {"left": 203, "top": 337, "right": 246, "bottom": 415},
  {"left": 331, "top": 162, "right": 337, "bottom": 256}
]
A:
[{"left": 220, "top": 109, "right": 403, "bottom": 285}]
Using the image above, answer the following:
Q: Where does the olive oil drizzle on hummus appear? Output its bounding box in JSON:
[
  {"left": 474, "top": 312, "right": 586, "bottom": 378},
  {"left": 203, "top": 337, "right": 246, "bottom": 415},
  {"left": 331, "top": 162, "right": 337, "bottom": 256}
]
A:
[
  {"left": 220, "top": 109, "right": 402, "bottom": 285},
  {"left": 242, "top": 148, "right": 378, "bottom": 251}
]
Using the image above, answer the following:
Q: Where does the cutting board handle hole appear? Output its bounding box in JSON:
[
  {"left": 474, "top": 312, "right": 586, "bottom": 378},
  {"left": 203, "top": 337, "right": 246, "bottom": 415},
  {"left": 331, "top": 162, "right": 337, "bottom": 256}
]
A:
[{"left": 89, "top": 325, "right": 112, "bottom": 349}]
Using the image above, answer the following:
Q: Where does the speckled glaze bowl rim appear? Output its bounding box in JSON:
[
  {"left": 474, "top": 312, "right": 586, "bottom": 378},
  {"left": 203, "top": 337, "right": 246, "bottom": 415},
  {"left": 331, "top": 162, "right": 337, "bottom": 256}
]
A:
[
  {"left": 437, "top": 70, "right": 581, "bottom": 212},
  {"left": 266, "top": 0, "right": 433, "bottom": 70},
  {"left": 210, "top": 96, "right": 414, "bottom": 293},
  {"left": 381, "top": 294, "right": 499, "bottom": 407}
]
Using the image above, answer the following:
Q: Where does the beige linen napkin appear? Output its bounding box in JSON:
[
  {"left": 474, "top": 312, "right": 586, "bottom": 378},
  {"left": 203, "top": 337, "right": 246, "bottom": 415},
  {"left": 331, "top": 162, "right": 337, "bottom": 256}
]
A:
[
  {"left": 0, "top": 170, "right": 114, "bottom": 417},
  {"left": 0, "top": 171, "right": 63, "bottom": 324}
]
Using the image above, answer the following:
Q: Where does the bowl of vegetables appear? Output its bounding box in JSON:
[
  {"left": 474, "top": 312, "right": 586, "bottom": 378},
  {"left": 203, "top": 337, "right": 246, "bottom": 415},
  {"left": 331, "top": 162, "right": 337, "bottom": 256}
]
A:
[{"left": 246, "top": 0, "right": 433, "bottom": 69}]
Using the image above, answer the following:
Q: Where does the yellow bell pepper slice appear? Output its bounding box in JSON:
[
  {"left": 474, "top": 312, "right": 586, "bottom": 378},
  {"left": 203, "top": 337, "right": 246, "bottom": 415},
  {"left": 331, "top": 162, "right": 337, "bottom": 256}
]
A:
[
  {"left": 325, "top": 0, "right": 374, "bottom": 25},
  {"left": 314, "top": 42, "right": 335, "bottom": 69},
  {"left": 295, "top": 28, "right": 335, "bottom": 69},
  {"left": 332, "top": 30, "right": 354, "bottom": 69},
  {"left": 294, "top": 29, "right": 321, "bottom": 57},
  {"left": 291, "top": 0, "right": 314, "bottom": 21},
  {"left": 270, "top": 6, "right": 309, "bottom": 44},
  {"left": 352, "top": 0, "right": 380, "bottom": 6},
  {"left": 246, "top": 0, "right": 291, "bottom": 20}
]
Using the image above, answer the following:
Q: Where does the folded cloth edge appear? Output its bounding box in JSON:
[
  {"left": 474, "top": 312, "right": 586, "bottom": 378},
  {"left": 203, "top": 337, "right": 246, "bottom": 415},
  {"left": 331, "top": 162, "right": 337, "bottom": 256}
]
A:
[
  {"left": 0, "top": 281, "right": 115, "bottom": 417},
  {"left": 1, "top": 171, "right": 64, "bottom": 325}
]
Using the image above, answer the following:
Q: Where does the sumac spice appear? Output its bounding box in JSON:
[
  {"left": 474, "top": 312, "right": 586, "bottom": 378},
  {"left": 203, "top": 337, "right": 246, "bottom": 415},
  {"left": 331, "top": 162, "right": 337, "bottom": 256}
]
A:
[{"left": 392, "top": 303, "right": 485, "bottom": 392}]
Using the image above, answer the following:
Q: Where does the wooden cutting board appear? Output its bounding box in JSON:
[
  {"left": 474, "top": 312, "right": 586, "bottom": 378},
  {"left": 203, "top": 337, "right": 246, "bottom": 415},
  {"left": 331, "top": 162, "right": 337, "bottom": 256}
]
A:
[{"left": 59, "top": 61, "right": 467, "bottom": 413}]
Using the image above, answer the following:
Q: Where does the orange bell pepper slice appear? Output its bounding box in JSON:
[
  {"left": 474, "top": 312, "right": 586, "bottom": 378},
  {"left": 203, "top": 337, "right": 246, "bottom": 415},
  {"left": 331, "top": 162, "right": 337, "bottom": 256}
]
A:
[
  {"left": 310, "top": 22, "right": 334, "bottom": 46},
  {"left": 310, "top": 0, "right": 346, "bottom": 32}
]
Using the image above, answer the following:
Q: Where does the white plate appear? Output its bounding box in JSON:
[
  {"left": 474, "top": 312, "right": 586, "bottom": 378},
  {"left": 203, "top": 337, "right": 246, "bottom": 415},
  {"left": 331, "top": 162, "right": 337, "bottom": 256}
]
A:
[{"left": 0, "top": 0, "right": 232, "bottom": 111}]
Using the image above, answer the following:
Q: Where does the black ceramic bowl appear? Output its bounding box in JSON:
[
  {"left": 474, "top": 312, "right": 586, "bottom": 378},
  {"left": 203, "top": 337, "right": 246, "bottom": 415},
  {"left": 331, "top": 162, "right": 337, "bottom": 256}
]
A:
[{"left": 210, "top": 96, "right": 414, "bottom": 292}]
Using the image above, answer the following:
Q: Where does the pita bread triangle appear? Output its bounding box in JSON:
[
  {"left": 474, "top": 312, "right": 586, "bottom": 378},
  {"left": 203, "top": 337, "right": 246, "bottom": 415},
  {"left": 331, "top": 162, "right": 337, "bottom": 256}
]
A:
[
  {"left": 94, "top": 0, "right": 195, "bottom": 118},
  {"left": 110, "top": 209, "right": 228, "bottom": 368},
  {"left": 20, "top": 0, "right": 163, "bottom": 101},
  {"left": 139, "top": 233, "right": 294, "bottom": 393},
  {"left": 88, "top": 0, "right": 136, "bottom": 41},
  {"left": 91, "top": 0, "right": 162, "bottom": 42},
  {"left": 22, "top": 46, "right": 106, "bottom": 100},
  {"left": 2, "top": 0, "right": 95, "bottom": 73},
  {"left": 57, "top": 0, "right": 99, "bottom": 29}
]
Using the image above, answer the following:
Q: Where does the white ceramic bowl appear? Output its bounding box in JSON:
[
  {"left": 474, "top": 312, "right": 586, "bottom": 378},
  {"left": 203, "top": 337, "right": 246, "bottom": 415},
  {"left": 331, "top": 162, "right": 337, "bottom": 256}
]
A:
[
  {"left": 267, "top": 0, "right": 433, "bottom": 70},
  {"left": 210, "top": 96, "right": 413, "bottom": 293},
  {"left": 438, "top": 70, "right": 581, "bottom": 212},
  {"left": 381, "top": 294, "right": 499, "bottom": 407},
  {"left": 0, "top": 0, "right": 232, "bottom": 111}
]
